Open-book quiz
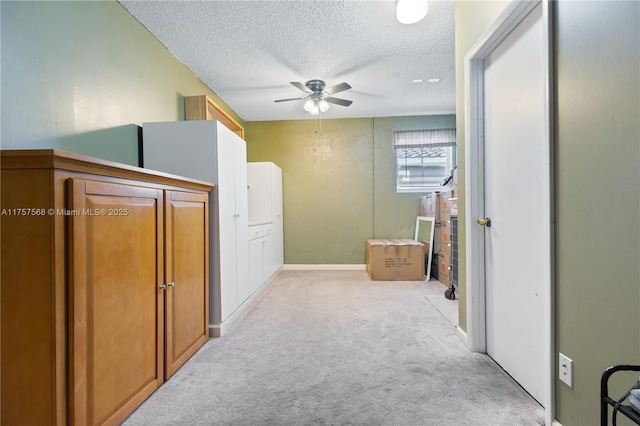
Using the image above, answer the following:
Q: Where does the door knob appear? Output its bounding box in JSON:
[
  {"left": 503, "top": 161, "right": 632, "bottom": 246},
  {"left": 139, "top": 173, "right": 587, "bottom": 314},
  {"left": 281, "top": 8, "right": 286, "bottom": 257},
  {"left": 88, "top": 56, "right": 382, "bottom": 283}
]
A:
[
  {"left": 477, "top": 217, "right": 492, "bottom": 227},
  {"left": 168, "top": 282, "right": 175, "bottom": 288},
  {"left": 159, "top": 284, "right": 167, "bottom": 290}
]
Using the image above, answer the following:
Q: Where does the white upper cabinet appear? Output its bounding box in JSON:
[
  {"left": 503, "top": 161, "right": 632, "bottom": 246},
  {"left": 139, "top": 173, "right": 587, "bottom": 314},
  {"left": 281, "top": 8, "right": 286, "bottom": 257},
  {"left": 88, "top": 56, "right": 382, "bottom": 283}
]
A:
[
  {"left": 248, "top": 162, "right": 284, "bottom": 284},
  {"left": 142, "top": 120, "right": 249, "bottom": 336}
]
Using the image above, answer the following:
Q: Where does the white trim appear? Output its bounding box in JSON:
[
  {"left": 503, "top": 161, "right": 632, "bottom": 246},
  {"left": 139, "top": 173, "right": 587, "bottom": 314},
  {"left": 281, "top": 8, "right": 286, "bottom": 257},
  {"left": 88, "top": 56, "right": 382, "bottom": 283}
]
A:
[
  {"left": 456, "top": 326, "right": 468, "bottom": 347},
  {"left": 415, "top": 216, "right": 436, "bottom": 279},
  {"left": 541, "top": 3, "right": 556, "bottom": 425},
  {"left": 464, "top": 1, "right": 555, "bottom": 424},
  {"left": 283, "top": 264, "right": 366, "bottom": 271},
  {"left": 209, "top": 270, "right": 280, "bottom": 337},
  {"left": 464, "top": 51, "right": 486, "bottom": 354}
]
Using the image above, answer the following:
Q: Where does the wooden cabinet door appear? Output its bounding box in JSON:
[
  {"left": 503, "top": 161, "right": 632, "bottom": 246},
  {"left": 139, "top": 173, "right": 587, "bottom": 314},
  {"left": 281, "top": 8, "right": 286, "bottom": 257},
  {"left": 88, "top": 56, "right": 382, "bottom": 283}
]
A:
[
  {"left": 68, "top": 179, "right": 164, "bottom": 426},
  {"left": 164, "top": 191, "right": 209, "bottom": 378}
]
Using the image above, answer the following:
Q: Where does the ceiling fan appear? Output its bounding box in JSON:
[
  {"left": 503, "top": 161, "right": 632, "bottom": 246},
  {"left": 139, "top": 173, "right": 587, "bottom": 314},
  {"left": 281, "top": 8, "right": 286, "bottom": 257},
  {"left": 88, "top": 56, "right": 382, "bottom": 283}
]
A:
[{"left": 274, "top": 79, "right": 353, "bottom": 115}]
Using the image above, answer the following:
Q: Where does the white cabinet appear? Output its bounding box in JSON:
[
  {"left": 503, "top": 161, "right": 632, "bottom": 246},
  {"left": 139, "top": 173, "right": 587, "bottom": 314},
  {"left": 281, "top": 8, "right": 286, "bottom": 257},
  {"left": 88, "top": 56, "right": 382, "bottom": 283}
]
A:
[
  {"left": 248, "top": 223, "right": 273, "bottom": 293},
  {"left": 142, "top": 120, "right": 249, "bottom": 337},
  {"left": 247, "top": 162, "right": 283, "bottom": 287}
]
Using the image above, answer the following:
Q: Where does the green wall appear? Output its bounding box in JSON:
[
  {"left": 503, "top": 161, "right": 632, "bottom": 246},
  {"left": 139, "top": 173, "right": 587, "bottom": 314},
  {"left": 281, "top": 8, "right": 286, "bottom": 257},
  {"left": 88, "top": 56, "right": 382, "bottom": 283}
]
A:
[
  {"left": 245, "top": 115, "right": 456, "bottom": 264},
  {"left": 5, "top": 1, "right": 638, "bottom": 423},
  {"left": 0, "top": 0, "right": 244, "bottom": 164},
  {"left": 554, "top": 2, "right": 639, "bottom": 424}
]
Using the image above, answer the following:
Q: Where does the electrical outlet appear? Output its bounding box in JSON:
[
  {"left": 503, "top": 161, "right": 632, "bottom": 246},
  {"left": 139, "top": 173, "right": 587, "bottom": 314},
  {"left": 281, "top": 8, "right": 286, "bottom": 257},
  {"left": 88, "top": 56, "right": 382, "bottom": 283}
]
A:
[{"left": 559, "top": 353, "right": 573, "bottom": 388}]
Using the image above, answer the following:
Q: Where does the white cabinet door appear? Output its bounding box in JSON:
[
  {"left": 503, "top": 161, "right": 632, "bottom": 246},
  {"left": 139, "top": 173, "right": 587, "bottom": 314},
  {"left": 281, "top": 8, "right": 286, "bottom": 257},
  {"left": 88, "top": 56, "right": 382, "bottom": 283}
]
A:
[
  {"left": 248, "top": 236, "right": 264, "bottom": 294},
  {"left": 247, "top": 163, "right": 272, "bottom": 224},
  {"left": 230, "top": 129, "right": 250, "bottom": 306},
  {"left": 271, "top": 165, "right": 284, "bottom": 268},
  {"left": 217, "top": 133, "right": 238, "bottom": 321},
  {"left": 263, "top": 224, "right": 278, "bottom": 280}
]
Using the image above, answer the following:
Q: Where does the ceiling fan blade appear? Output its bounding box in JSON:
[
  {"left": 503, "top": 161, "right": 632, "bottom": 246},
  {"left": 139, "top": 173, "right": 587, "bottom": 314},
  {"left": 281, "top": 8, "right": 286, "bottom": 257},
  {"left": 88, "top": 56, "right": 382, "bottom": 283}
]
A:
[
  {"left": 324, "top": 82, "right": 352, "bottom": 95},
  {"left": 290, "top": 81, "right": 312, "bottom": 93},
  {"left": 274, "top": 96, "right": 307, "bottom": 103},
  {"left": 325, "top": 96, "right": 353, "bottom": 107}
]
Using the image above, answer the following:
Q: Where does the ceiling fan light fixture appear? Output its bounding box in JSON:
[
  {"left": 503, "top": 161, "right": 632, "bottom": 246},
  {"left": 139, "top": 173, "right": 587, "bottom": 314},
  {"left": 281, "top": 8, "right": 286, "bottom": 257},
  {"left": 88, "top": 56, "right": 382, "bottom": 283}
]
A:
[
  {"left": 274, "top": 80, "right": 352, "bottom": 114},
  {"left": 318, "top": 99, "right": 330, "bottom": 112},
  {"left": 396, "top": 0, "right": 428, "bottom": 24},
  {"left": 304, "top": 99, "right": 316, "bottom": 112}
]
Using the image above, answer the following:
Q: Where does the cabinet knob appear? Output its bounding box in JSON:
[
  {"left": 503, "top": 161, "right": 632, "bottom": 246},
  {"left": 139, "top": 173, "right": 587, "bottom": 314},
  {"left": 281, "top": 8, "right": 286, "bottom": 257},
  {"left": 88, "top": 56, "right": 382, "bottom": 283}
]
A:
[
  {"left": 159, "top": 284, "right": 167, "bottom": 290},
  {"left": 168, "top": 282, "right": 175, "bottom": 288}
]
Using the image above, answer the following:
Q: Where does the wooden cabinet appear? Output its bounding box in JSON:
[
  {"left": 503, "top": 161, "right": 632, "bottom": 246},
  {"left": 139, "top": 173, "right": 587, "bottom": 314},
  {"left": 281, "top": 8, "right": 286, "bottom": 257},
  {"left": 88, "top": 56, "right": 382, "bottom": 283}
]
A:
[
  {"left": 142, "top": 120, "right": 249, "bottom": 337},
  {"left": 184, "top": 94, "right": 244, "bottom": 139},
  {"left": 0, "top": 150, "right": 212, "bottom": 426}
]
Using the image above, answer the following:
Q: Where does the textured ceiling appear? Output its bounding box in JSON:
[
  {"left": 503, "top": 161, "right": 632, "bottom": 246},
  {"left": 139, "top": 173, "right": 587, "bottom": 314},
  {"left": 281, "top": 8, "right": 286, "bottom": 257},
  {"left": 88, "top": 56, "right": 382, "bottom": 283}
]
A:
[{"left": 119, "top": 0, "right": 455, "bottom": 122}]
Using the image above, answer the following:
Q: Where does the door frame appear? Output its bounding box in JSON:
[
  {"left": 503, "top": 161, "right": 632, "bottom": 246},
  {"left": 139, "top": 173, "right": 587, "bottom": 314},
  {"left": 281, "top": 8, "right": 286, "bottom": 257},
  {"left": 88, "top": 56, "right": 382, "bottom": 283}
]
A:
[{"left": 463, "top": 0, "right": 555, "bottom": 424}]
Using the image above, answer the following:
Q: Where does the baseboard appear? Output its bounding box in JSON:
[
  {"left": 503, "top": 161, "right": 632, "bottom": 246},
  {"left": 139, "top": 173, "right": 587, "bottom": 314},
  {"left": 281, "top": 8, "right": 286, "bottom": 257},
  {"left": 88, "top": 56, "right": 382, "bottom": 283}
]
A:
[
  {"left": 209, "top": 270, "right": 281, "bottom": 338},
  {"left": 552, "top": 420, "right": 562, "bottom": 426},
  {"left": 283, "top": 264, "right": 366, "bottom": 271},
  {"left": 456, "top": 326, "right": 468, "bottom": 347}
]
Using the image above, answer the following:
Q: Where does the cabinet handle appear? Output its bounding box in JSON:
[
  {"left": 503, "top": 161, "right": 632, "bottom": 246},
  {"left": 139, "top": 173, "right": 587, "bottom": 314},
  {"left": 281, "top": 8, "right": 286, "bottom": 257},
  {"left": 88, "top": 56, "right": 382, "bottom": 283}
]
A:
[
  {"left": 159, "top": 284, "right": 167, "bottom": 290},
  {"left": 168, "top": 282, "right": 175, "bottom": 288}
]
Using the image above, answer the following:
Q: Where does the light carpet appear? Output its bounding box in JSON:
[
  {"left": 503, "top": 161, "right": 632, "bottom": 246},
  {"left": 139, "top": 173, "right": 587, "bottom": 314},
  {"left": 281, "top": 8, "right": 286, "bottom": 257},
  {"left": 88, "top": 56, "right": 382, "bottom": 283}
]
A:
[{"left": 124, "top": 270, "right": 544, "bottom": 425}]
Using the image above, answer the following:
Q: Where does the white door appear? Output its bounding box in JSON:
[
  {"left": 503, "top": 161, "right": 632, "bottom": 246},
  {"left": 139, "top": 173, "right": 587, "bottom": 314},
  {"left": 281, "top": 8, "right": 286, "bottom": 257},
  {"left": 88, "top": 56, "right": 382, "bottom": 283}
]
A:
[
  {"left": 230, "top": 129, "right": 250, "bottom": 305},
  {"left": 217, "top": 131, "right": 239, "bottom": 321},
  {"left": 482, "top": 3, "right": 548, "bottom": 404},
  {"left": 272, "top": 165, "right": 284, "bottom": 268}
]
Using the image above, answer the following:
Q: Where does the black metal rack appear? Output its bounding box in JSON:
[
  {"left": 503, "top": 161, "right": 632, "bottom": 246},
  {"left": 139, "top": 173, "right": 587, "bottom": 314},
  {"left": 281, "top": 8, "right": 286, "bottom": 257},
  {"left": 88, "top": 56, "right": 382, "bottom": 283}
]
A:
[
  {"left": 601, "top": 365, "right": 640, "bottom": 426},
  {"left": 445, "top": 215, "right": 458, "bottom": 300}
]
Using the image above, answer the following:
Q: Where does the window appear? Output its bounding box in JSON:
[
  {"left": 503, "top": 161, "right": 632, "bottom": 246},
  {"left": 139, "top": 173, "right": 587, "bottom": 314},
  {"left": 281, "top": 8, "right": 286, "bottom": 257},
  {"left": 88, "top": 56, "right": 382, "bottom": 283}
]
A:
[{"left": 394, "top": 128, "right": 456, "bottom": 193}]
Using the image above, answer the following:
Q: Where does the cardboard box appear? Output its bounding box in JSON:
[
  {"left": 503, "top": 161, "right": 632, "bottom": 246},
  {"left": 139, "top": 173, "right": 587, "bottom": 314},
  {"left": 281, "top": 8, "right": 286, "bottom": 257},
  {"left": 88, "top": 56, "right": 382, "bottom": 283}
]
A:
[
  {"left": 440, "top": 241, "right": 451, "bottom": 255},
  {"left": 420, "top": 191, "right": 454, "bottom": 222},
  {"left": 437, "top": 252, "right": 451, "bottom": 285},
  {"left": 440, "top": 221, "right": 451, "bottom": 245},
  {"left": 421, "top": 240, "right": 431, "bottom": 258},
  {"left": 420, "top": 193, "right": 439, "bottom": 219},
  {"left": 439, "top": 191, "right": 451, "bottom": 223},
  {"left": 438, "top": 221, "right": 451, "bottom": 255},
  {"left": 366, "top": 239, "right": 425, "bottom": 281}
]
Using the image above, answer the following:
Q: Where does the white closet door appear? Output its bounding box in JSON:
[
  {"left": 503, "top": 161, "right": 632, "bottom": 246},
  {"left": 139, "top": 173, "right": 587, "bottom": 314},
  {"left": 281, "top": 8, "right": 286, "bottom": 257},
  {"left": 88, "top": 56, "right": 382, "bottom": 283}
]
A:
[
  {"left": 483, "top": 3, "right": 547, "bottom": 404},
  {"left": 272, "top": 165, "right": 284, "bottom": 268},
  {"left": 247, "top": 163, "right": 272, "bottom": 224},
  {"left": 231, "top": 132, "right": 250, "bottom": 305},
  {"left": 217, "top": 132, "right": 238, "bottom": 321}
]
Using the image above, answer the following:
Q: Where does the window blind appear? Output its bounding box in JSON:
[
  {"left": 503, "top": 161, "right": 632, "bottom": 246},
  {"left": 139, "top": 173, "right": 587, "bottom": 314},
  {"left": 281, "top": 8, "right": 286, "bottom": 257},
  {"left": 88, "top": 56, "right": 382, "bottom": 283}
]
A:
[{"left": 393, "top": 128, "right": 457, "bottom": 149}]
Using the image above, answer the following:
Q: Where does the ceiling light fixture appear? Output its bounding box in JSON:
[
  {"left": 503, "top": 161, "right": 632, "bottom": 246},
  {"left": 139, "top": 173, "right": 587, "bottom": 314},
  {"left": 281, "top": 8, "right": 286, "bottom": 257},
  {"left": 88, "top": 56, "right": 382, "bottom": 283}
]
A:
[
  {"left": 396, "top": 0, "right": 428, "bottom": 25},
  {"left": 274, "top": 80, "right": 353, "bottom": 115},
  {"left": 305, "top": 94, "right": 330, "bottom": 115}
]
